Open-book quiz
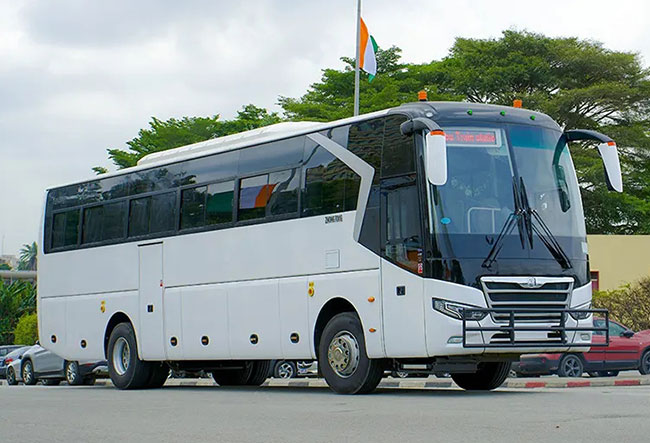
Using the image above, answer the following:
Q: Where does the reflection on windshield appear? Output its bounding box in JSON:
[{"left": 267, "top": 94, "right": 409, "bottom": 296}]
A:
[
  {"left": 433, "top": 127, "right": 514, "bottom": 235},
  {"left": 431, "top": 123, "right": 586, "bottom": 243}
]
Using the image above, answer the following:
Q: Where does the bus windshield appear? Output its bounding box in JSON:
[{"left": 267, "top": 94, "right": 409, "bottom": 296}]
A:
[{"left": 429, "top": 123, "right": 586, "bottom": 262}]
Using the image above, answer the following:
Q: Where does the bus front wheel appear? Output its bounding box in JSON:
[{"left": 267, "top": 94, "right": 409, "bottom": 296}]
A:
[
  {"left": 107, "top": 322, "right": 152, "bottom": 389},
  {"left": 318, "top": 312, "right": 383, "bottom": 394},
  {"left": 451, "top": 362, "right": 510, "bottom": 391}
]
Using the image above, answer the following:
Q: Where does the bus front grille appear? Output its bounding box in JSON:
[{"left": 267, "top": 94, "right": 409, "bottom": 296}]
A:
[{"left": 480, "top": 277, "right": 573, "bottom": 324}]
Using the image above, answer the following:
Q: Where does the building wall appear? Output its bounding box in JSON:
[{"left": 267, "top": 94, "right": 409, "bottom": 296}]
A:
[{"left": 587, "top": 235, "right": 650, "bottom": 291}]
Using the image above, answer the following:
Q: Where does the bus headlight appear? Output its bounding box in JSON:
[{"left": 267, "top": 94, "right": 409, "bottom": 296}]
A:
[
  {"left": 432, "top": 298, "right": 487, "bottom": 321},
  {"left": 569, "top": 302, "right": 592, "bottom": 321}
]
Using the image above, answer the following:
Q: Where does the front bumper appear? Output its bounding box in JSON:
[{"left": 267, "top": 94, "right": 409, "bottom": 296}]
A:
[{"left": 461, "top": 307, "right": 609, "bottom": 349}]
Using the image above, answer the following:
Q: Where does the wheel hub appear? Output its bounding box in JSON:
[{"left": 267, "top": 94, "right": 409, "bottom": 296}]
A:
[
  {"left": 327, "top": 331, "right": 360, "bottom": 378},
  {"left": 112, "top": 337, "right": 131, "bottom": 376}
]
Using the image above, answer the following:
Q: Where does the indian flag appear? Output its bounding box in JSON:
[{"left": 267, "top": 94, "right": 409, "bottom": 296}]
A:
[{"left": 359, "top": 17, "right": 377, "bottom": 82}]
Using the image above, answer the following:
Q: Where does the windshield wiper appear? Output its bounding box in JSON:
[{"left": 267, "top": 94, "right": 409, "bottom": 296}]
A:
[
  {"left": 482, "top": 177, "right": 573, "bottom": 270},
  {"left": 519, "top": 178, "right": 573, "bottom": 270},
  {"left": 481, "top": 177, "right": 526, "bottom": 269}
]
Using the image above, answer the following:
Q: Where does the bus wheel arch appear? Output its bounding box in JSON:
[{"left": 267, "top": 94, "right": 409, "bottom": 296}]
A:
[
  {"left": 313, "top": 298, "right": 358, "bottom": 358},
  {"left": 103, "top": 312, "right": 134, "bottom": 359}
]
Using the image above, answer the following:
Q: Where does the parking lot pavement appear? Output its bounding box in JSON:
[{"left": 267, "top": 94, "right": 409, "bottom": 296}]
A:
[{"left": 2, "top": 383, "right": 650, "bottom": 443}]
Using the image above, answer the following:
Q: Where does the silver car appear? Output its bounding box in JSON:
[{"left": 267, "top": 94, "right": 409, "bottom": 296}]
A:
[{"left": 13, "top": 344, "right": 107, "bottom": 386}]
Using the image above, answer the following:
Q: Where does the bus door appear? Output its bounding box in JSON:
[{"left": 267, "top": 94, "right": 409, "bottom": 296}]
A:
[
  {"left": 380, "top": 178, "right": 427, "bottom": 357},
  {"left": 138, "top": 242, "right": 165, "bottom": 360}
]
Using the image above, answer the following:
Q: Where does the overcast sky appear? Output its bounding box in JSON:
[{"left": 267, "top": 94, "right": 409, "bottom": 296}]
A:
[{"left": 1, "top": 0, "right": 648, "bottom": 256}]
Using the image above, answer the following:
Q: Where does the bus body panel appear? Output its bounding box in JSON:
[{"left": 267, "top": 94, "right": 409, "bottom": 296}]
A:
[{"left": 380, "top": 259, "right": 427, "bottom": 357}]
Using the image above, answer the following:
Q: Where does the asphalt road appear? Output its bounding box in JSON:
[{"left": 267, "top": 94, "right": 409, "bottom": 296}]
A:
[{"left": 2, "top": 384, "right": 649, "bottom": 443}]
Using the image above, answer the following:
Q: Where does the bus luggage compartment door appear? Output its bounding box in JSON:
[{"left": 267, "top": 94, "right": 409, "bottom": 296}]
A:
[{"left": 138, "top": 242, "right": 165, "bottom": 360}]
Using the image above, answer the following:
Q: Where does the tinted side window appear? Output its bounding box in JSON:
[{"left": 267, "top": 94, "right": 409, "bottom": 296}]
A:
[
  {"left": 348, "top": 119, "right": 384, "bottom": 182},
  {"left": 239, "top": 174, "right": 270, "bottom": 221},
  {"left": 150, "top": 192, "right": 177, "bottom": 233},
  {"left": 82, "top": 206, "right": 103, "bottom": 244},
  {"left": 128, "top": 197, "right": 150, "bottom": 237},
  {"left": 382, "top": 115, "right": 415, "bottom": 177},
  {"left": 103, "top": 202, "right": 126, "bottom": 240},
  {"left": 239, "top": 136, "right": 304, "bottom": 176},
  {"left": 181, "top": 151, "right": 240, "bottom": 187},
  {"left": 206, "top": 181, "right": 234, "bottom": 225},
  {"left": 302, "top": 142, "right": 345, "bottom": 216},
  {"left": 181, "top": 186, "right": 207, "bottom": 229},
  {"left": 52, "top": 209, "right": 80, "bottom": 248},
  {"left": 268, "top": 169, "right": 299, "bottom": 216}
]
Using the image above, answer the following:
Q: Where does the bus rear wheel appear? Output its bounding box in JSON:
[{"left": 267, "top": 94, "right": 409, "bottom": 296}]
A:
[
  {"left": 451, "top": 362, "right": 510, "bottom": 391},
  {"left": 318, "top": 312, "right": 383, "bottom": 395},
  {"left": 107, "top": 322, "right": 152, "bottom": 390}
]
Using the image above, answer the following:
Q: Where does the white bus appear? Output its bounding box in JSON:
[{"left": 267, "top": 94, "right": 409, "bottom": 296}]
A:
[{"left": 38, "top": 101, "right": 622, "bottom": 394}]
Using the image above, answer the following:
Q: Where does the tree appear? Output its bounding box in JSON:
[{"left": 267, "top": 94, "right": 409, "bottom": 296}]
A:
[
  {"left": 98, "top": 104, "right": 282, "bottom": 170},
  {"left": 18, "top": 241, "right": 37, "bottom": 271},
  {"left": 0, "top": 263, "right": 10, "bottom": 270},
  {"left": 280, "top": 31, "right": 650, "bottom": 234},
  {"left": 593, "top": 277, "right": 650, "bottom": 331},
  {"left": 279, "top": 46, "right": 461, "bottom": 121},
  {"left": 0, "top": 281, "right": 36, "bottom": 344},
  {"left": 13, "top": 312, "right": 38, "bottom": 346}
]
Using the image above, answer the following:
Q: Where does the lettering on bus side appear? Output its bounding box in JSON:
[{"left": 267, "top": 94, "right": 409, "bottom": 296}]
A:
[{"left": 325, "top": 214, "right": 343, "bottom": 224}]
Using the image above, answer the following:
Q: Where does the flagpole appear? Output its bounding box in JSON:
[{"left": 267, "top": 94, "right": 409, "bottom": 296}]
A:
[{"left": 353, "top": 0, "right": 361, "bottom": 116}]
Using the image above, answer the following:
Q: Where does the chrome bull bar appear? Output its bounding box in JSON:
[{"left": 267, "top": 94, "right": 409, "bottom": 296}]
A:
[{"left": 461, "top": 308, "right": 609, "bottom": 348}]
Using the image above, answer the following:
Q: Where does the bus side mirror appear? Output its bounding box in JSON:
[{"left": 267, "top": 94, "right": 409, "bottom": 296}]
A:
[
  {"left": 597, "top": 141, "right": 623, "bottom": 193},
  {"left": 425, "top": 130, "right": 448, "bottom": 186},
  {"left": 565, "top": 129, "right": 623, "bottom": 193}
]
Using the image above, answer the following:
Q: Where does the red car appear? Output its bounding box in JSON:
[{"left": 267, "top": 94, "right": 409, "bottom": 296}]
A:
[{"left": 515, "top": 318, "right": 650, "bottom": 377}]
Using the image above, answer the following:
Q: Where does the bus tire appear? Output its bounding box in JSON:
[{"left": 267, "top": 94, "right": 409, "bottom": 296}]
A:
[
  {"left": 146, "top": 362, "right": 170, "bottom": 388},
  {"left": 246, "top": 361, "right": 271, "bottom": 386},
  {"left": 319, "top": 312, "right": 384, "bottom": 394},
  {"left": 107, "top": 322, "right": 152, "bottom": 390},
  {"left": 451, "top": 362, "right": 510, "bottom": 391}
]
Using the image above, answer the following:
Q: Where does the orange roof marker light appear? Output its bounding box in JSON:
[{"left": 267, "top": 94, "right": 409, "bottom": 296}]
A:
[
  {"left": 418, "top": 90, "right": 428, "bottom": 101},
  {"left": 513, "top": 99, "right": 523, "bottom": 108}
]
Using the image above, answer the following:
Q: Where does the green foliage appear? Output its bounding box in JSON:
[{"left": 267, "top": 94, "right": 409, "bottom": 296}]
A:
[
  {"left": 0, "top": 263, "right": 10, "bottom": 270},
  {"left": 13, "top": 312, "right": 38, "bottom": 346},
  {"left": 593, "top": 277, "right": 650, "bottom": 331},
  {"left": 18, "top": 242, "right": 37, "bottom": 271},
  {"left": 279, "top": 46, "right": 461, "bottom": 121},
  {"left": 101, "top": 104, "right": 281, "bottom": 170},
  {"left": 281, "top": 30, "right": 650, "bottom": 234},
  {"left": 0, "top": 281, "right": 36, "bottom": 345}
]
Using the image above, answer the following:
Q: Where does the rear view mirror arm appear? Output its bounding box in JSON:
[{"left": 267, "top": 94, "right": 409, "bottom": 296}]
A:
[{"left": 565, "top": 129, "right": 623, "bottom": 192}]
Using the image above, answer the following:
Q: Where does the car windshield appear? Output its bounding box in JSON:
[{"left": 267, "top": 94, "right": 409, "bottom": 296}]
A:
[{"left": 429, "top": 122, "right": 586, "bottom": 261}]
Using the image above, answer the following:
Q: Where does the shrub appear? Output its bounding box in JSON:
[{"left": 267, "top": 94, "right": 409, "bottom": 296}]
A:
[
  {"left": 593, "top": 277, "right": 650, "bottom": 331},
  {"left": 13, "top": 312, "right": 38, "bottom": 346}
]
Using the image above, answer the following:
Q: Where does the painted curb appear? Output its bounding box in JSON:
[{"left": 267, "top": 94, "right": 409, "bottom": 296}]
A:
[{"left": 3, "top": 375, "right": 650, "bottom": 389}]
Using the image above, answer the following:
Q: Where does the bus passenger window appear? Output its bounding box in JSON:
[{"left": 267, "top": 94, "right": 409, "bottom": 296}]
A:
[
  {"left": 302, "top": 143, "right": 360, "bottom": 217},
  {"left": 383, "top": 182, "right": 423, "bottom": 274},
  {"left": 181, "top": 186, "right": 207, "bottom": 229},
  {"left": 52, "top": 209, "right": 80, "bottom": 249},
  {"left": 82, "top": 206, "right": 103, "bottom": 244},
  {"left": 267, "top": 169, "right": 299, "bottom": 216},
  {"left": 238, "top": 174, "right": 271, "bottom": 221},
  {"left": 206, "top": 181, "right": 234, "bottom": 225},
  {"left": 128, "top": 197, "right": 151, "bottom": 237}
]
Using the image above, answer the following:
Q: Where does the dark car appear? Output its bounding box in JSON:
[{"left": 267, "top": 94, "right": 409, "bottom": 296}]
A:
[
  {"left": 515, "top": 318, "right": 650, "bottom": 377},
  {"left": 1, "top": 345, "right": 29, "bottom": 379}
]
